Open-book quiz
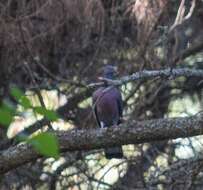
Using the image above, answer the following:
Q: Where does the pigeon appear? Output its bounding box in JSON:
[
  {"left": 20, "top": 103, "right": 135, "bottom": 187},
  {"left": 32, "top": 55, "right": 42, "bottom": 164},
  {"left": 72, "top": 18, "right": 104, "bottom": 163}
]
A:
[{"left": 92, "top": 65, "right": 123, "bottom": 159}]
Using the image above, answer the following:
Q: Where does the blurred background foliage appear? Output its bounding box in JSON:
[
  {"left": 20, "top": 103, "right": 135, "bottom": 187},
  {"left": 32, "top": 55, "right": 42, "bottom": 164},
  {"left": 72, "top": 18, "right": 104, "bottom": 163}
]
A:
[{"left": 0, "top": 0, "right": 203, "bottom": 189}]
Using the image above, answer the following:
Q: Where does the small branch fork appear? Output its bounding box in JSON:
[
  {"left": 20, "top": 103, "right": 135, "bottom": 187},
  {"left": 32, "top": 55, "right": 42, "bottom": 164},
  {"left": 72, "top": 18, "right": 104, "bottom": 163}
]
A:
[{"left": 170, "top": 0, "right": 196, "bottom": 32}]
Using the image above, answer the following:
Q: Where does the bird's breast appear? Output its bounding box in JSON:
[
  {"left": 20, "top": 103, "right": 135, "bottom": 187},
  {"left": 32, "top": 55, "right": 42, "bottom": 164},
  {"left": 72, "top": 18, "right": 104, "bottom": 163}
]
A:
[{"left": 96, "top": 92, "right": 119, "bottom": 126}]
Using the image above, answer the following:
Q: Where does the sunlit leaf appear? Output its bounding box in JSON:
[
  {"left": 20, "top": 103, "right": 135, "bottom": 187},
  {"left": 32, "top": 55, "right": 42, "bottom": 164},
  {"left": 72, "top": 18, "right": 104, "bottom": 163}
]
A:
[
  {"left": 28, "top": 132, "right": 59, "bottom": 159},
  {"left": 20, "top": 96, "right": 32, "bottom": 109},
  {"left": 11, "top": 87, "right": 32, "bottom": 109}
]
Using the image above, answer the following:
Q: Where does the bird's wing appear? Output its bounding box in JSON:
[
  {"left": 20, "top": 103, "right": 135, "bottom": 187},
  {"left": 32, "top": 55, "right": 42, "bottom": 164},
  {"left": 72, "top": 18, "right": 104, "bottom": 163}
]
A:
[
  {"left": 116, "top": 88, "right": 123, "bottom": 117},
  {"left": 116, "top": 88, "right": 123, "bottom": 123},
  {"left": 92, "top": 90, "right": 101, "bottom": 128}
]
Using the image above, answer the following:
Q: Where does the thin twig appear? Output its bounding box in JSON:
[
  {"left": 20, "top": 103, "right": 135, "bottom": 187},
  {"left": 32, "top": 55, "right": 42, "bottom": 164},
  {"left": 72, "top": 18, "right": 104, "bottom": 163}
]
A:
[
  {"left": 18, "top": 21, "right": 53, "bottom": 129},
  {"left": 170, "top": 0, "right": 196, "bottom": 32}
]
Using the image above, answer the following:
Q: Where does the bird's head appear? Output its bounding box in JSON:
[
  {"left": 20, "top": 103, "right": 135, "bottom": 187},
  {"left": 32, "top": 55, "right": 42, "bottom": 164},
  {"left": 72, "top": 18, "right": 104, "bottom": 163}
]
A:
[{"left": 103, "top": 65, "right": 118, "bottom": 80}]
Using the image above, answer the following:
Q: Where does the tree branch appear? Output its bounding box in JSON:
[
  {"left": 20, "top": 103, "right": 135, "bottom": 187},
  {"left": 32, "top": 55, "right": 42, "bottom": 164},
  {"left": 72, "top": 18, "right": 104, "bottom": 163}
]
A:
[
  {"left": 89, "top": 68, "right": 203, "bottom": 87},
  {"left": 1, "top": 113, "right": 203, "bottom": 174}
]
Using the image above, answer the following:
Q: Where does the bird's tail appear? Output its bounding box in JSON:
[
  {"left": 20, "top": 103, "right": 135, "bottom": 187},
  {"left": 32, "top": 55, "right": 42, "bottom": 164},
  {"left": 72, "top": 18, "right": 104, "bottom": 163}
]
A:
[{"left": 104, "top": 146, "right": 123, "bottom": 159}]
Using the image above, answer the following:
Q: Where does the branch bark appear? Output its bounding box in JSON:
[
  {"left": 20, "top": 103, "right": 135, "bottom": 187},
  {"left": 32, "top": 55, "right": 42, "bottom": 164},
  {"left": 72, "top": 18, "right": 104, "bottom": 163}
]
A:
[{"left": 1, "top": 113, "right": 203, "bottom": 175}]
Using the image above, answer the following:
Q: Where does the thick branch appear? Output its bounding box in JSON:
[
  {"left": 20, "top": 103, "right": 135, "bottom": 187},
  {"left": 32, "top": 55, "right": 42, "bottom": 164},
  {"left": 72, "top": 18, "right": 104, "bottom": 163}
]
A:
[
  {"left": 1, "top": 113, "right": 203, "bottom": 174},
  {"left": 89, "top": 68, "right": 203, "bottom": 87}
]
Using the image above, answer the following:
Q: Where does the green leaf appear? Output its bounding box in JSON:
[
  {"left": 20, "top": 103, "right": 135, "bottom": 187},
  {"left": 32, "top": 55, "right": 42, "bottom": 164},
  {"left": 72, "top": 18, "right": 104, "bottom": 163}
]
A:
[
  {"left": 28, "top": 132, "right": 59, "bottom": 158},
  {"left": 0, "top": 108, "right": 13, "bottom": 126},
  {"left": 10, "top": 87, "right": 32, "bottom": 109},
  {"left": 11, "top": 87, "right": 24, "bottom": 101},
  {"left": 20, "top": 96, "right": 32, "bottom": 109},
  {"left": 2, "top": 100, "right": 16, "bottom": 115},
  {"left": 34, "top": 106, "right": 58, "bottom": 121}
]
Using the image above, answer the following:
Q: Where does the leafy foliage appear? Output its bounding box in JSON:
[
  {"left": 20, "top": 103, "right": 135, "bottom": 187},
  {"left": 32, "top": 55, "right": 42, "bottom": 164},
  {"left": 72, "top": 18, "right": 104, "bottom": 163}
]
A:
[
  {"left": 0, "top": 101, "right": 16, "bottom": 126},
  {"left": 11, "top": 87, "right": 32, "bottom": 109},
  {"left": 0, "top": 87, "right": 60, "bottom": 158},
  {"left": 0, "top": 108, "right": 13, "bottom": 126}
]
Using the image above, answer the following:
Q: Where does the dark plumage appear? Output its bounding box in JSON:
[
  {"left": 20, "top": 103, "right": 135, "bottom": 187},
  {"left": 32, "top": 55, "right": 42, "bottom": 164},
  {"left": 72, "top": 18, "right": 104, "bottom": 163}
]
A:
[{"left": 92, "top": 65, "right": 123, "bottom": 159}]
